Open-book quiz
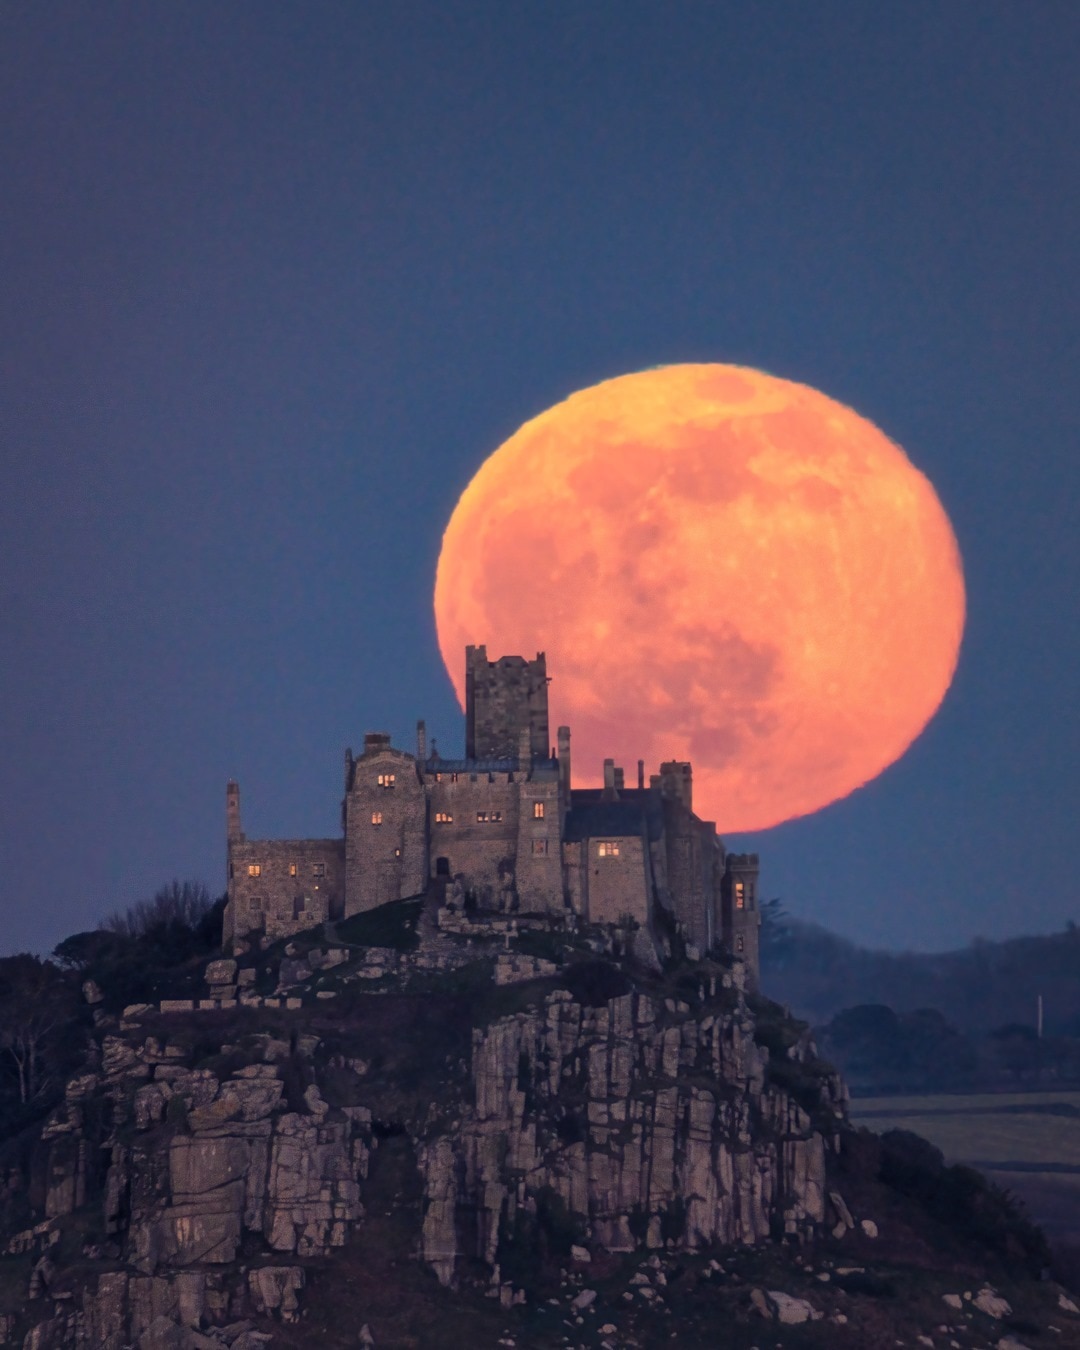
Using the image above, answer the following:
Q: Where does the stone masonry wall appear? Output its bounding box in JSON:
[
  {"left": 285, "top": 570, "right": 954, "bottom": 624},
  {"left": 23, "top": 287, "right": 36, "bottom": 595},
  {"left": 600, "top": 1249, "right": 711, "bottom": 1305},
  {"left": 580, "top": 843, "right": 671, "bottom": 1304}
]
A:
[
  {"left": 511, "top": 774, "right": 564, "bottom": 914},
  {"left": 580, "top": 834, "right": 651, "bottom": 928},
  {"left": 344, "top": 747, "right": 427, "bottom": 914},
  {"left": 465, "top": 646, "right": 550, "bottom": 760},
  {"left": 426, "top": 772, "right": 520, "bottom": 908},
  {"left": 227, "top": 839, "right": 344, "bottom": 947}
]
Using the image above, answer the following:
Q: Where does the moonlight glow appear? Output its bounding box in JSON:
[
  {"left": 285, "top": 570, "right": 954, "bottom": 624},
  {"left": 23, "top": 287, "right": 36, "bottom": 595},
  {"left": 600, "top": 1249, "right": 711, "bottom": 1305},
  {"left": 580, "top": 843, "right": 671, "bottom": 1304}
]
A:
[{"left": 435, "top": 364, "right": 965, "bottom": 832}]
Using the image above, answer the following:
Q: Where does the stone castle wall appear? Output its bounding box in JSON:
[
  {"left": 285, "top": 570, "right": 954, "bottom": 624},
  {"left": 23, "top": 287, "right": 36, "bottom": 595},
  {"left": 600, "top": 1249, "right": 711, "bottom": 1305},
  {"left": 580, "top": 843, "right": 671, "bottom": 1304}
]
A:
[
  {"left": 344, "top": 745, "right": 427, "bottom": 915},
  {"left": 465, "top": 645, "right": 550, "bottom": 759},
  {"left": 225, "top": 838, "right": 344, "bottom": 946}
]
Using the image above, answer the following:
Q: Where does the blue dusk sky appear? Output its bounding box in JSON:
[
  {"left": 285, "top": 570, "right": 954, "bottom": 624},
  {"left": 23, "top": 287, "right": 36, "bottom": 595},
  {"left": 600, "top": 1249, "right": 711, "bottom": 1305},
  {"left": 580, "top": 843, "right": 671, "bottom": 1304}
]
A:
[{"left": 1, "top": 2, "right": 1077, "bottom": 953}]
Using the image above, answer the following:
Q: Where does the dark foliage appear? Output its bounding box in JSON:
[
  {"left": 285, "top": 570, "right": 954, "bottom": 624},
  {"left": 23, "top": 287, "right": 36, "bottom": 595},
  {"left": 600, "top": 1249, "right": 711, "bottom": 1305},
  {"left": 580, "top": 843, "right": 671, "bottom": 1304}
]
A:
[
  {"left": 820, "top": 1003, "right": 978, "bottom": 1093},
  {"left": 878, "top": 1128, "right": 1051, "bottom": 1276},
  {"left": 561, "top": 960, "right": 631, "bottom": 1007},
  {"left": 763, "top": 916, "right": 1080, "bottom": 1038},
  {"left": 53, "top": 884, "right": 225, "bottom": 1013},
  {"left": 335, "top": 898, "right": 422, "bottom": 952},
  {"left": 0, "top": 955, "right": 83, "bottom": 1136}
]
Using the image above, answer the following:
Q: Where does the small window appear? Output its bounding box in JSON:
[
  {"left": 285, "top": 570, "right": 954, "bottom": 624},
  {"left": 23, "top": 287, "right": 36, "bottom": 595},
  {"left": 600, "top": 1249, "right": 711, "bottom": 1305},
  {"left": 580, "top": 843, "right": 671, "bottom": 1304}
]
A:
[
  {"left": 312, "top": 862, "right": 326, "bottom": 878},
  {"left": 533, "top": 801, "right": 545, "bottom": 819},
  {"left": 371, "top": 812, "right": 383, "bottom": 825},
  {"left": 450, "top": 772, "right": 459, "bottom": 783},
  {"left": 735, "top": 881, "right": 745, "bottom": 909},
  {"left": 435, "top": 811, "right": 453, "bottom": 823},
  {"left": 735, "top": 933, "right": 745, "bottom": 953},
  {"left": 491, "top": 810, "right": 502, "bottom": 823},
  {"left": 229, "top": 863, "right": 235, "bottom": 879},
  {"left": 532, "top": 839, "right": 548, "bottom": 855},
  {"left": 597, "top": 842, "right": 619, "bottom": 858},
  {"left": 434, "top": 772, "right": 442, "bottom": 782},
  {"left": 394, "top": 848, "right": 401, "bottom": 858},
  {"left": 289, "top": 863, "right": 297, "bottom": 877},
  {"left": 377, "top": 773, "right": 396, "bottom": 788},
  {"left": 477, "top": 811, "right": 489, "bottom": 823},
  {"left": 248, "top": 864, "right": 261, "bottom": 878}
]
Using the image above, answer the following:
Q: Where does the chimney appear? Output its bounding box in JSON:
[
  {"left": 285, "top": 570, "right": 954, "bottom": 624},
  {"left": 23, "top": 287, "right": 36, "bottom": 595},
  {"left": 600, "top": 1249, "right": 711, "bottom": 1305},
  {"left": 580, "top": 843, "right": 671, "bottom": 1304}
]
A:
[
  {"left": 416, "top": 719, "right": 427, "bottom": 761},
  {"left": 637, "top": 759, "right": 645, "bottom": 790},
  {"left": 602, "top": 758, "right": 616, "bottom": 800},
  {"left": 557, "top": 725, "right": 571, "bottom": 794},
  {"left": 226, "top": 780, "right": 243, "bottom": 844},
  {"left": 613, "top": 766, "right": 625, "bottom": 792}
]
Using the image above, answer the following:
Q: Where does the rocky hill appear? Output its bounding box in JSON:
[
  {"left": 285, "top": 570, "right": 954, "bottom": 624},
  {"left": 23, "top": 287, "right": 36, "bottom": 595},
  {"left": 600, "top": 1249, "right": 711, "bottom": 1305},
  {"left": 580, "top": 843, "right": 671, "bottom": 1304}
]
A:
[{"left": 1, "top": 901, "right": 1077, "bottom": 1349}]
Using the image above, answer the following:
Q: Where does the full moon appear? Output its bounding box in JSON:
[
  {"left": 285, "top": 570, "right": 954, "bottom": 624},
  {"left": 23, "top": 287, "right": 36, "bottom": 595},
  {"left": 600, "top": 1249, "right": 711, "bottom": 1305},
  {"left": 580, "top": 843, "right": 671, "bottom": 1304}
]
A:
[{"left": 434, "top": 364, "right": 965, "bottom": 833}]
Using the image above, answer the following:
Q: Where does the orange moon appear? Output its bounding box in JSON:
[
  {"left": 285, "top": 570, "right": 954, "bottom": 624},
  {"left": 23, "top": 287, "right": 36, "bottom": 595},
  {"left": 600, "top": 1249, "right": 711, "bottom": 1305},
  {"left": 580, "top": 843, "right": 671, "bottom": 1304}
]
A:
[{"left": 434, "top": 364, "right": 965, "bottom": 833}]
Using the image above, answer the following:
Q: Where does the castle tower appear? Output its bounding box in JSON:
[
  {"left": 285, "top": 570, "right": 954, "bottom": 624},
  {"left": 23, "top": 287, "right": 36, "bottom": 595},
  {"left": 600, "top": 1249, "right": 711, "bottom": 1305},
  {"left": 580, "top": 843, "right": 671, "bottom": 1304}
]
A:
[
  {"left": 465, "top": 645, "right": 550, "bottom": 761},
  {"left": 722, "top": 852, "right": 761, "bottom": 990},
  {"left": 659, "top": 761, "right": 693, "bottom": 813},
  {"left": 226, "top": 780, "right": 243, "bottom": 843}
]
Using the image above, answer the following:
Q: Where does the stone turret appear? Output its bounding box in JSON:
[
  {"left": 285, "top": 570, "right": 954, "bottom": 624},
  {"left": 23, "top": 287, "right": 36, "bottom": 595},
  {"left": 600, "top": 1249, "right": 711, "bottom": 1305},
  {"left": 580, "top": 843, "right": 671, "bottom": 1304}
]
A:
[{"left": 465, "top": 644, "right": 550, "bottom": 760}]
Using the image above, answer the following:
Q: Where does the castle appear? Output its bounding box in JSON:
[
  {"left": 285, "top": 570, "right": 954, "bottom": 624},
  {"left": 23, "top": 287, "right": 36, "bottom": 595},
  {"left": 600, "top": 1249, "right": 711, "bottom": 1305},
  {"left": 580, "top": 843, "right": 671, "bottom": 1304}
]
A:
[{"left": 224, "top": 645, "right": 761, "bottom": 984}]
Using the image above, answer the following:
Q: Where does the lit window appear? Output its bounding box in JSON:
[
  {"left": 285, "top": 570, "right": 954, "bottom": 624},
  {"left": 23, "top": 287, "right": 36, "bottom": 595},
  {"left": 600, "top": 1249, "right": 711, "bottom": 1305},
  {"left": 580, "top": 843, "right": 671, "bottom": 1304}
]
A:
[
  {"left": 289, "top": 863, "right": 297, "bottom": 877},
  {"left": 312, "top": 862, "right": 326, "bottom": 878},
  {"left": 477, "top": 811, "right": 488, "bottom": 823},
  {"left": 533, "top": 801, "right": 545, "bottom": 819},
  {"left": 371, "top": 812, "right": 383, "bottom": 825},
  {"left": 394, "top": 848, "right": 401, "bottom": 858},
  {"left": 735, "top": 882, "right": 745, "bottom": 909},
  {"left": 248, "top": 864, "right": 261, "bottom": 878},
  {"left": 377, "top": 773, "right": 396, "bottom": 788},
  {"left": 450, "top": 772, "right": 459, "bottom": 783},
  {"left": 434, "top": 773, "right": 442, "bottom": 782},
  {"left": 532, "top": 840, "right": 548, "bottom": 855},
  {"left": 435, "top": 811, "right": 453, "bottom": 823},
  {"left": 492, "top": 811, "right": 502, "bottom": 823},
  {"left": 597, "top": 842, "right": 619, "bottom": 858}
]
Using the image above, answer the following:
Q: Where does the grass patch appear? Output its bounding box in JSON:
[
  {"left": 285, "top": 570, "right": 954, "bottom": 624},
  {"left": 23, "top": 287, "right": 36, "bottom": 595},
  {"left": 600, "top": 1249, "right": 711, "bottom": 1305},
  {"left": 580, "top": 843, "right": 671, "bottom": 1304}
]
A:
[{"left": 335, "top": 899, "right": 422, "bottom": 952}]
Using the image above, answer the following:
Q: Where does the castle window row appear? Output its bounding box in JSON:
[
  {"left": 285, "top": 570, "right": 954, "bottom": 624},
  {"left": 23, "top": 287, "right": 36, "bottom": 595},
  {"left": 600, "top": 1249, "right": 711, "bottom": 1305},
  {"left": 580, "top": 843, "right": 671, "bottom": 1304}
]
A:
[
  {"left": 533, "top": 802, "right": 545, "bottom": 819},
  {"left": 377, "top": 773, "right": 396, "bottom": 789},
  {"left": 597, "top": 841, "right": 620, "bottom": 858},
  {"left": 435, "top": 812, "right": 453, "bottom": 823},
  {"left": 244, "top": 862, "right": 328, "bottom": 879},
  {"left": 476, "top": 811, "right": 503, "bottom": 823},
  {"left": 371, "top": 812, "right": 383, "bottom": 825}
]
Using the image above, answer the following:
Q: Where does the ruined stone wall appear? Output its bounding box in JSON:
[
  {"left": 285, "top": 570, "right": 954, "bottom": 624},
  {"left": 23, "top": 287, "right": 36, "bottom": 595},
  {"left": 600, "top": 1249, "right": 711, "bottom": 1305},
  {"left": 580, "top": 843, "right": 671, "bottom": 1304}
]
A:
[
  {"left": 226, "top": 838, "right": 344, "bottom": 947},
  {"left": 427, "top": 772, "right": 519, "bottom": 909},
  {"left": 465, "top": 645, "right": 550, "bottom": 760},
  {"left": 512, "top": 773, "right": 565, "bottom": 914},
  {"left": 344, "top": 747, "right": 427, "bottom": 914}
]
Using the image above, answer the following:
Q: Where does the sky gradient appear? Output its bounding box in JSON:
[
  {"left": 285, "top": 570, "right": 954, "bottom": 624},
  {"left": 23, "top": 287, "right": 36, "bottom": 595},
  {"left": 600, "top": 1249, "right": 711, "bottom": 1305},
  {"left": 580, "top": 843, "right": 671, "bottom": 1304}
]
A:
[{"left": 1, "top": 2, "right": 1077, "bottom": 953}]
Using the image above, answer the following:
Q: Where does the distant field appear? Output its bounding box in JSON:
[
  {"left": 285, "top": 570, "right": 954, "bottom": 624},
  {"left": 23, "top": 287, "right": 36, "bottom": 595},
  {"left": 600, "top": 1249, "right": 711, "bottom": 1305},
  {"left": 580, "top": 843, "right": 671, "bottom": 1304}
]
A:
[{"left": 850, "top": 1090, "right": 1080, "bottom": 1241}]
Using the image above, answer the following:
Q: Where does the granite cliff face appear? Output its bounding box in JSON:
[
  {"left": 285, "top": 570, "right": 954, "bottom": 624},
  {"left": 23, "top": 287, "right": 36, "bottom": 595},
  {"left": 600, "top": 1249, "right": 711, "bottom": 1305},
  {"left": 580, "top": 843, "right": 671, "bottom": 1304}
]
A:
[
  {"left": 420, "top": 978, "right": 842, "bottom": 1289},
  {"left": 0, "top": 921, "right": 1072, "bottom": 1349}
]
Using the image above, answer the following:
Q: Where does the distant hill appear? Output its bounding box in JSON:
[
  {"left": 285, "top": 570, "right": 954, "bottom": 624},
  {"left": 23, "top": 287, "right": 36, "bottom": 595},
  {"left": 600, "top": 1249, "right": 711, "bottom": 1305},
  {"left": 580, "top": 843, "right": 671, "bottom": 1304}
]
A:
[{"left": 762, "top": 914, "right": 1080, "bottom": 1035}]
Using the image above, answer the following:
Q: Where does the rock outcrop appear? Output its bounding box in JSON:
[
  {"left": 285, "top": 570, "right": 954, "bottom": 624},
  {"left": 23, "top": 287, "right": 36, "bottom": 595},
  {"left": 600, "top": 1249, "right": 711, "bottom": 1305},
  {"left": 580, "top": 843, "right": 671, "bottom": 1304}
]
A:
[{"left": 419, "top": 983, "right": 841, "bottom": 1286}]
